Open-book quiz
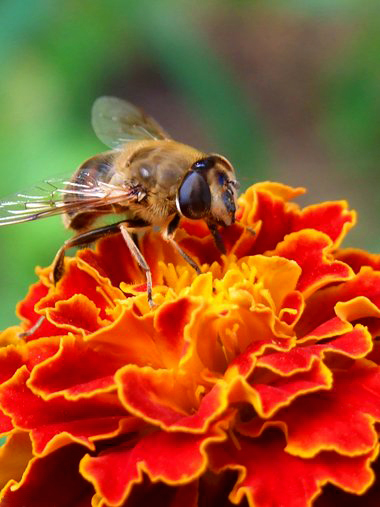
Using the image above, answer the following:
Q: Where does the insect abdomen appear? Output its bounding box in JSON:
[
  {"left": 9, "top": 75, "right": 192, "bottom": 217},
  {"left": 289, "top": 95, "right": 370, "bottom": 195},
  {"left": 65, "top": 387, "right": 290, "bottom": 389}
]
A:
[{"left": 63, "top": 152, "right": 115, "bottom": 231}]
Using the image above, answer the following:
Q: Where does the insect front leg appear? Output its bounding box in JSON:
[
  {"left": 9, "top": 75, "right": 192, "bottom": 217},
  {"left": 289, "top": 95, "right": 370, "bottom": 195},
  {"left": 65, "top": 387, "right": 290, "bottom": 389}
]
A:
[
  {"left": 163, "top": 214, "right": 201, "bottom": 274},
  {"left": 207, "top": 223, "right": 226, "bottom": 254}
]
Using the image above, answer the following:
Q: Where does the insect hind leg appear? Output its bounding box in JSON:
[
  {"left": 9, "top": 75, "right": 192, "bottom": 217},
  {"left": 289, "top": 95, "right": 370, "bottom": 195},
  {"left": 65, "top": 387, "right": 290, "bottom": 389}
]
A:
[
  {"left": 52, "top": 222, "right": 119, "bottom": 284},
  {"left": 52, "top": 219, "right": 149, "bottom": 284},
  {"left": 21, "top": 219, "right": 150, "bottom": 339}
]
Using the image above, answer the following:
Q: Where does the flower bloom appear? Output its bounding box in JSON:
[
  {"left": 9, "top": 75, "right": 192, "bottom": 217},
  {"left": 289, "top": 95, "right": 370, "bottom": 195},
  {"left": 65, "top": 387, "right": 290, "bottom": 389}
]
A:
[{"left": 1, "top": 181, "right": 380, "bottom": 506}]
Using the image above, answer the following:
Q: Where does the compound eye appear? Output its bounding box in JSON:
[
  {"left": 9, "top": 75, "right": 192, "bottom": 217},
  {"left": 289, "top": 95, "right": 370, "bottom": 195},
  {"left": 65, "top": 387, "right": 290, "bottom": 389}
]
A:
[{"left": 177, "top": 171, "right": 211, "bottom": 219}]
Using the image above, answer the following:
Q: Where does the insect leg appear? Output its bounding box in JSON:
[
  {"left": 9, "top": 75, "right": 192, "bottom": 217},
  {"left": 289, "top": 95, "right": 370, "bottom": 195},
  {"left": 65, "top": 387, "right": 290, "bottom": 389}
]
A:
[
  {"left": 18, "top": 315, "right": 45, "bottom": 339},
  {"left": 118, "top": 223, "right": 154, "bottom": 307},
  {"left": 164, "top": 214, "right": 201, "bottom": 274},
  {"left": 52, "top": 219, "right": 149, "bottom": 284},
  {"left": 22, "top": 220, "right": 149, "bottom": 339},
  {"left": 22, "top": 224, "right": 126, "bottom": 339},
  {"left": 207, "top": 223, "right": 226, "bottom": 254}
]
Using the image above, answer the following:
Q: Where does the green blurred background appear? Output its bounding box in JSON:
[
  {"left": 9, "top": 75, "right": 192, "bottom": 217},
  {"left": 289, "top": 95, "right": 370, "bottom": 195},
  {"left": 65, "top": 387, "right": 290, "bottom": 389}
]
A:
[{"left": 1, "top": 0, "right": 379, "bottom": 330}]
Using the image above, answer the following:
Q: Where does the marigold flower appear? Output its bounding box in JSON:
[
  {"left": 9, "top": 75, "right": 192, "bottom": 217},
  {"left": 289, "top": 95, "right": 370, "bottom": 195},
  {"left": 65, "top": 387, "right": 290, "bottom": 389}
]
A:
[{"left": 1, "top": 181, "right": 380, "bottom": 506}]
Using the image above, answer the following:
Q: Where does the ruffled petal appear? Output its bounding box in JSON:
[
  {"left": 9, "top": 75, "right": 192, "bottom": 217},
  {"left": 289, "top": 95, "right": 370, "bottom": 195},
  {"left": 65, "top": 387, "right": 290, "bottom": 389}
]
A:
[
  {"left": 266, "top": 361, "right": 380, "bottom": 458},
  {"left": 116, "top": 366, "right": 229, "bottom": 431},
  {"left": 208, "top": 428, "right": 377, "bottom": 507},
  {"left": 0, "top": 431, "right": 33, "bottom": 491},
  {"left": 336, "top": 248, "right": 380, "bottom": 273},
  {"left": 292, "top": 201, "right": 356, "bottom": 247},
  {"left": 0, "top": 367, "right": 131, "bottom": 454},
  {"left": 80, "top": 420, "right": 227, "bottom": 506},
  {"left": 0, "top": 444, "right": 93, "bottom": 507},
  {"left": 28, "top": 335, "right": 127, "bottom": 399},
  {"left": 271, "top": 230, "right": 353, "bottom": 296}
]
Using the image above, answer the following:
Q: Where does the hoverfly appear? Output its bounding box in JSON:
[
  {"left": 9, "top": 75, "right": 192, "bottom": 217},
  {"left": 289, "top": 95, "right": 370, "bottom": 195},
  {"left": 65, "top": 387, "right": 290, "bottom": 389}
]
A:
[{"left": 0, "top": 97, "right": 238, "bottom": 307}]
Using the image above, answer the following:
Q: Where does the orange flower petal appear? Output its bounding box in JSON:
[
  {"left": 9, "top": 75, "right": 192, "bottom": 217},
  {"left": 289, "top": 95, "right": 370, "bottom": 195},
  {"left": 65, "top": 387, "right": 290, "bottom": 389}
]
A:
[
  {"left": 78, "top": 232, "right": 143, "bottom": 287},
  {"left": 87, "top": 298, "right": 200, "bottom": 371},
  {"left": 0, "top": 337, "right": 59, "bottom": 384},
  {"left": 17, "top": 281, "right": 66, "bottom": 339},
  {"left": 0, "top": 431, "right": 33, "bottom": 491}
]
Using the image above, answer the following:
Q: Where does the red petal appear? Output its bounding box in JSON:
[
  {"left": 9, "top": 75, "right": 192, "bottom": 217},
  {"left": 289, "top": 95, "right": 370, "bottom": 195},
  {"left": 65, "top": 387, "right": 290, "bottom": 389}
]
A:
[
  {"left": 247, "top": 359, "right": 332, "bottom": 418},
  {"left": 16, "top": 282, "right": 66, "bottom": 340},
  {"left": 45, "top": 295, "right": 108, "bottom": 334},
  {"left": 270, "top": 361, "right": 380, "bottom": 457},
  {"left": 178, "top": 235, "right": 221, "bottom": 267},
  {"left": 299, "top": 316, "right": 352, "bottom": 341},
  {"left": 0, "top": 367, "right": 129, "bottom": 454},
  {"left": 242, "top": 186, "right": 299, "bottom": 254},
  {"left": 80, "top": 422, "right": 226, "bottom": 506},
  {"left": 280, "top": 291, "right": 304, "bottom": 325},
  {"left": 258, "top": 325, "right": 372, "bottom": 375},
  {"left": 78, "top": 232, "right": 144, "bottom": 288},
  {"left": 336, "top": 248, "right": 380, "bottom": 274},
  {"left": 292, "top": 201, "right": 355, "bottom": 247},
  {"left": 0, "top": 338, "right": 60, "bottom": 432},
  {"left": 208, "top": 428, "right": 377, "bottom": 507},
  {"left": 314, "top": 454, "right": 380, "bottom": 506},
  {"left": 272, "top": 230, "right": 353, "bottom": 296},
  {"left": 37, "top": 261, "right": 119, "bottom": 321},
  {"left": 17, "top": 281, "right": 49, "bottom": 325},
  {"left": 117, "top": 365, "right": 228, "bottom": 431},
  {"left": 0, "top": 444, "right": 92, "bottom": 507},
  {"left": 0, "top": 337, "right": 60, "bottom": 384},
  {"left": 238, "top": 326, "right": 371, "bottom": 420},
  {"left": 154, "top": 298, "right": 201, "bottom": 367},
  {"left": 297, "top": 267, "right": 380, "bottom": 337},
  {"left": 28, "top": 335, "right": 127, "bottom": 399},
  {"left": 0, "top": 411, "right": 13, "bottom": 433}
]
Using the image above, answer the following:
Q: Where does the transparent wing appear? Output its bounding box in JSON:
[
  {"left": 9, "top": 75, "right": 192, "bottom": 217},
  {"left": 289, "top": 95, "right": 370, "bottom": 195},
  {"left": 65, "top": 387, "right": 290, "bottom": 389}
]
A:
[
  {"left": 91, "top": 96, "right": 171, "bottom": 149},
  {"left": 0, "top": 172, "right": 129, "bottom": 226}
]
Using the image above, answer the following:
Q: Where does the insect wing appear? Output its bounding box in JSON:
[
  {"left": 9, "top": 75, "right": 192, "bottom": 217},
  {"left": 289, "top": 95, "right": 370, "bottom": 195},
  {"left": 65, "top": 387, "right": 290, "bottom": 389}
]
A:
[
  {"left": 0, "top": 172, "right": 127, "bottom": 226},
  {"left": 92, "top": 96, "right": 171, "bottom": 149}
]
